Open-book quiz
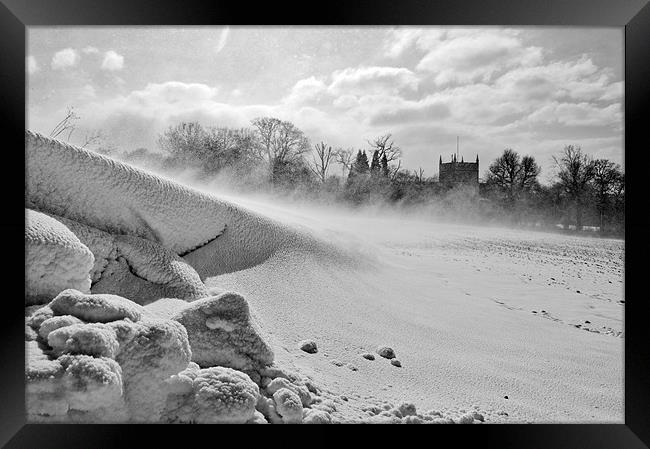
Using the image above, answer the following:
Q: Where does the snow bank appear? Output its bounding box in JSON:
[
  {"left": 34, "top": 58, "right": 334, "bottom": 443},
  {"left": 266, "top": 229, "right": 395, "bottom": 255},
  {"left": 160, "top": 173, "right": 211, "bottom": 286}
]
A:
[
  {"left": 26, "top": 131, "right": 226, "bottom": 255},
  {"left": 26, "top": 131, "right": 351, "bottom": 283},
  {"left": 25, "top": 209, "right": 94, "bottom": 303}
]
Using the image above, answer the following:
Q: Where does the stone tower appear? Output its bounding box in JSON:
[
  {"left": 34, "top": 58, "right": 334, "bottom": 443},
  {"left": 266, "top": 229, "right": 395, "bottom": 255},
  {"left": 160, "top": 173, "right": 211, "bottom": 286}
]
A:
[{"left": 438, "top": 154, "right": 479, "bottom": 190}]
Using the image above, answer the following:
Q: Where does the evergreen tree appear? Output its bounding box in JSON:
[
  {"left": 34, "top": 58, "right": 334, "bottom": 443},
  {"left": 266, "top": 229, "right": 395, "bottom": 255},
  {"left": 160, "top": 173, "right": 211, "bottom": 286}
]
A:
[
  {"left": 381, "top": 153, "right": 389, "bottom": 177},
  {"left": 355, "top": 150, "right": 370, "bottom": 174},
  {"left": 370, "top": 150, "right": 380, "bottom": 175}
]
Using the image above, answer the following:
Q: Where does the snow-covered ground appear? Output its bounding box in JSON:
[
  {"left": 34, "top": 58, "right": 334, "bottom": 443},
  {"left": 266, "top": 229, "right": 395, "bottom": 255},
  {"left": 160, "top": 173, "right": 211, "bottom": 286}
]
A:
[{"left": 205, "top": 197, "right": 624, "bottom": 423}]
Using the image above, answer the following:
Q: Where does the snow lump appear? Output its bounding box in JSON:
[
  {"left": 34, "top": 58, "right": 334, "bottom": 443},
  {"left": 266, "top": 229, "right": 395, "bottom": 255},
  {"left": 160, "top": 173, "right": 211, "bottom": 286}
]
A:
[
  {"left": 163, "top": 364, "right": 260, "bottom": 423},
  {"left": 299, "top": 339, "right": 318, "bottom": 354},
  {"left": 172, "top": 291, "right": 274, "bottom": 371},
  {"left": 376, "top": 346, "right": 396, "bottom": 359},
  {"left": 25, "top": 209, "right": 94, "bottom": 304}
]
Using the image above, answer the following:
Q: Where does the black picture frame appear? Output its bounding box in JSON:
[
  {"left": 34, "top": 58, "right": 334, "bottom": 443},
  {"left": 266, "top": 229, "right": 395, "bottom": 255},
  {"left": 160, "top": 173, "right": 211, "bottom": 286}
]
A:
[{"left": 2, "top": 0, "right": 649, "bottom": 447}]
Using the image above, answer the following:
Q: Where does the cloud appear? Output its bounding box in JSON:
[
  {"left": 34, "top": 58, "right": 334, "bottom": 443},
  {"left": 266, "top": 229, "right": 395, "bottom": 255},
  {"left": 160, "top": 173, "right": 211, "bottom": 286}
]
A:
[
  {"left": 421, "top": 30, "right": 542, "bottom": 86},
  {"left": 82, "top": 46, "right": 99, "bottom": 55},
  {"left": 216, "top": 27, "right": 230, "bottom": 54},
  {"left": 51, "top": 48, "right": 80, "bottom": 70},
  {"left": 80, "top": 84, "right": 97, "bottom": 99},
  {"left": 101, "top": 50, "right": 124, "bottom": 71},
  {"left": 283, "top": 76, "right": 328, "bottom": 106},
  {"left": 27, "top": 56, "right": 39, "bottom": 74},
  {"left": 328, "top": 66, "right": 418, "bottom": 96},
  {"left": 369, "top": 100, "right": 451, "bottom": 126},
  {"left": 525, "top": 102, "right": 622, "bottom": 128},
  {"left": 75, "top": 81, "right": 273, "bottom": 150}
]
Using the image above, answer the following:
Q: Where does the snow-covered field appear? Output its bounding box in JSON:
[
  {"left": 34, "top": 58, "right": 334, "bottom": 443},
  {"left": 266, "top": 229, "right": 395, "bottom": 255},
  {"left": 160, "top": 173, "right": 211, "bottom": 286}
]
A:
[
  {"left": 25, "top": 133, "right": 624, "bottom": 423},
  {"left": 205, "top": 196, "right": 624, "bottom": 423}
]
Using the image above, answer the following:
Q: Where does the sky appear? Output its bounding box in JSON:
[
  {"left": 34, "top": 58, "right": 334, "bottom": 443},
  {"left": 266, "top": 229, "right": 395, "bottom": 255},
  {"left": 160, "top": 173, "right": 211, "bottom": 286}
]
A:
[{"left": 26, "top": 26, "right": 624, "bottom": 182}]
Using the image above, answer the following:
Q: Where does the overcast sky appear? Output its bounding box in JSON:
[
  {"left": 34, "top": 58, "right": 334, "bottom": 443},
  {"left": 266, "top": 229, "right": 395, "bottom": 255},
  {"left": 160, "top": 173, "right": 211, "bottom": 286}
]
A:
[{"left": 27, "top": 26, "right": 623, "bottom": 181}]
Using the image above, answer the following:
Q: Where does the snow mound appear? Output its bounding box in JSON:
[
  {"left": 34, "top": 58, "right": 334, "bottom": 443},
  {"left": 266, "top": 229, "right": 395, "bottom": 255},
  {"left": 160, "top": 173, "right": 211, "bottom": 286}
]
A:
[
  {"left": 162, "top": 364, "right": 260, "bottom": 423},
  {"left": 50, "top": 289, "right": 144, "bottom": 323},
  {"left": 25, "top": 209, "right": 94, "bottom": 304},
  {"left": 172, "top": 291, "right": 274, "bottom": 371}
]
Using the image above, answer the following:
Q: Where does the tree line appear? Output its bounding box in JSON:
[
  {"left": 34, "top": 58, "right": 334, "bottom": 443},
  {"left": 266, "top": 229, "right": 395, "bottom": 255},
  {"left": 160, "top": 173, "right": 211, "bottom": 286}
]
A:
[{"left": 98, "top": 116, "right": 623, "bottom": 236}]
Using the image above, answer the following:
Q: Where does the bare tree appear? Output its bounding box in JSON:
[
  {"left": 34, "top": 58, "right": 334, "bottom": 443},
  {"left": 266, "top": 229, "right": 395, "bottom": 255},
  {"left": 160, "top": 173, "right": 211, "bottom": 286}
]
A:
[
  {"left": 591, "top": 158, "right": 623, "bottom": 232},
  {"left": 50, "top": 106, "right": 80, "bottom": 141},
  {"left": 80, "top": 130, "right": 104, "bottom": 149},
  {"left": 367, "top": 133, "right": 402, "bottom": 163},
  {"left": 157, "top": 122, "right": 207, "bottom": 165},
  {"left": 486, "top": 148, "right": 540, "bottom": 209},
  {"left": 251, "top": 117, "right": 310, "bottom": 181},
  {"left": 414, "top": 167, "right": 425, "bottom": 183},
  {"left": 518, "top": 155, "right": 541, "bottom": 190},
  {"left": 388, "top": 160, "right": 402, "bottom": 180},
  {"left": 335, "top": 147, "right": 354, "bottom": 178},
  {"left": 553, "top": 145, "right": 595, "bottom": 230},
  {"left": 309, "top": 141, "right": 334, "bottom": 183}
]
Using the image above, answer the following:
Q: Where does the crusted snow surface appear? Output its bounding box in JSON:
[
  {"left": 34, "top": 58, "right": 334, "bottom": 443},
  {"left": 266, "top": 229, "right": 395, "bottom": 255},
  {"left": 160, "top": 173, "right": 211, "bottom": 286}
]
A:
[
  {"left": 172, "top": 291, "right": 274, "bottom": 371},
  {"left": 25, "top": 209, "right": 94, "bottom": 303}
]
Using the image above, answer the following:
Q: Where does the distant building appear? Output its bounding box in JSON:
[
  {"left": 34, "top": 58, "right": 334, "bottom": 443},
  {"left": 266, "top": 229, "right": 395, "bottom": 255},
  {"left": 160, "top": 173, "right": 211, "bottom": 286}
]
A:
[{"left": 438, "top": 154, "right": 479, "bottom": 191}]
